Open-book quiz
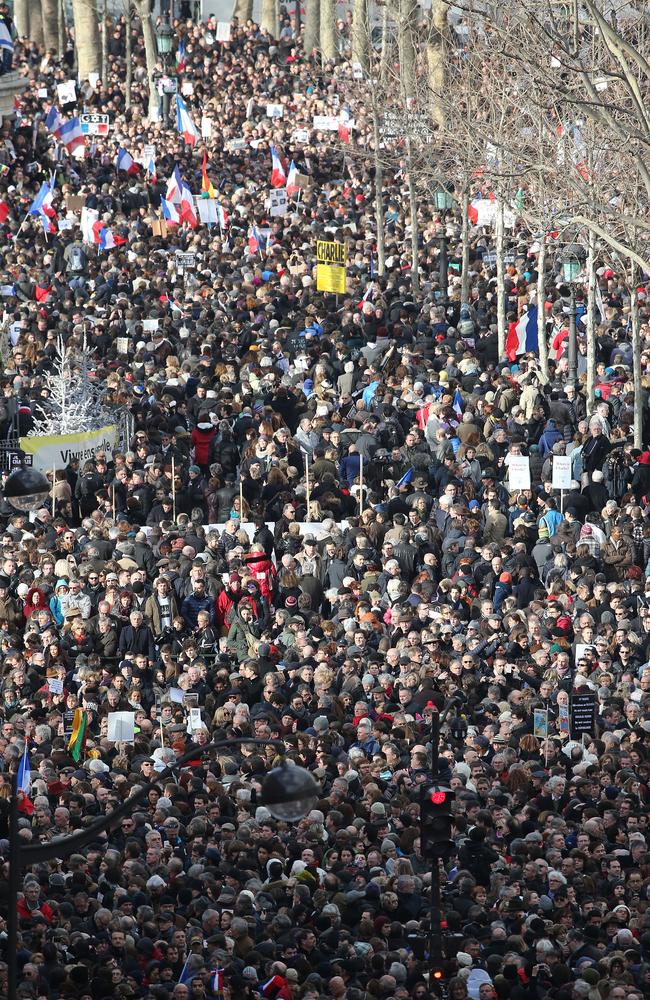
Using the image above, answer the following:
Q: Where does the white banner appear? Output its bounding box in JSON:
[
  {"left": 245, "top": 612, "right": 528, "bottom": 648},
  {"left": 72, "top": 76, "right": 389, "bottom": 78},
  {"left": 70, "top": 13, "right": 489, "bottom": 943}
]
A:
[{"left": 20, "top": 424, "right": 119, "bottom": 472}]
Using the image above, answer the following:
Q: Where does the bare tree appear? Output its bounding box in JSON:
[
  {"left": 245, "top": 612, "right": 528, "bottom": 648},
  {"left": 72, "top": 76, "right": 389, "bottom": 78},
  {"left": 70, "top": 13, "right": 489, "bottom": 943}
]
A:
[
  {"left": 233, "top": 0, "right": 253, "bottom": 20},
  {"left": 351, "top": 0, "right": 369, "bottom": 72},
  {"left": 124, "top": 2, "right": 133, "bottom": 109},
  {"left": 71, "top": 0, "right": 101, "bottom": 79},
  {"left": 426, "top": 0, "right": 447, "bottom": 128},
  {"left": 260, "top": 0, "right": 278, "bottom": 37},
  {"left": 303, "top": 0, "right": 319, "bottom": 55},
  {"left": 132, "top": 0, "right": 160, "bottom": 120},
  {"left": 320, "top": 0, "right": 337, "bottom": 62}
]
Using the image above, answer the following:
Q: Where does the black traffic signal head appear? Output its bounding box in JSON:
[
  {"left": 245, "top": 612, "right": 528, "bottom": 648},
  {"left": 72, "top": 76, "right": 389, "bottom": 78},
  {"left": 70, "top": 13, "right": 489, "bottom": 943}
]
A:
[{"left": 420, "top": 784, "right": 455, "bottom": 860}]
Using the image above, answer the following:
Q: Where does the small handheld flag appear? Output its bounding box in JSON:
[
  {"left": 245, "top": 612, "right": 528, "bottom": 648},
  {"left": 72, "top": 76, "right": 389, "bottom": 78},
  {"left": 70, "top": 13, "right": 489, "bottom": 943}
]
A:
[
  {"left": 45, "top": 105, "right": 63, "bottom": 139},
  {"left": 116, "top": 147, "right": 141, "bottom": 175},
  {"left": 176, "top": 94, "right": 199, "bottom": 147},
  {"left": 286, "top": 159, "right": 299, "bottom": 197},
  {"left": 270, "top": 145, "right": 287, "bottom": 188},
  {"left": 396, "top": 467, "right": 414, "bottom": 488},
  {"left": 453, "top": 388, "right": 463, "bottom": 418}
]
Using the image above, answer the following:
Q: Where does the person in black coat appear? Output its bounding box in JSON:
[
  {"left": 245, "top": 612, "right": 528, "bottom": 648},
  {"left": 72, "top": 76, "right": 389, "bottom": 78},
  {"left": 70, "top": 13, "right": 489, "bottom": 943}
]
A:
[
  {"left": 457, "top": 827, "right": 500, "bottom": 888},
  {"left": 631, "top": 451, "right": 650, "bottom": 502},
  {"left": 117, "top": 610, "right": 156, "bottom": 659}
]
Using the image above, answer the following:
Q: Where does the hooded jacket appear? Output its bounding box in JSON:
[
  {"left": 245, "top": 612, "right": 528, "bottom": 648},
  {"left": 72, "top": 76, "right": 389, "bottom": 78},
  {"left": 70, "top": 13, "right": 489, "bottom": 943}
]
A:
[{"left": 191, "top": 420, "right": 216, "bottom": 466}]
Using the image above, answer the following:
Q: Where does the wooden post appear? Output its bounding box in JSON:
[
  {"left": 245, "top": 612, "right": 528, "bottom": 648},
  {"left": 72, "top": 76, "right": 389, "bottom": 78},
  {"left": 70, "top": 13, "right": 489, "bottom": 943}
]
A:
[
  {"left": 171, "top": 457, "right": 176, "bottom": 522},
  {"left": 305, "top": 453, "right": 311, "bottom": 522}
]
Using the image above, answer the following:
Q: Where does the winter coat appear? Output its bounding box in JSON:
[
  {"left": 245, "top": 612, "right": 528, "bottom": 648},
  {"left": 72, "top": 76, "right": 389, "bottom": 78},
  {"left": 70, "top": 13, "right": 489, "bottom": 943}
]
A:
[
  {"left": 602, "top": 536, "right": 635, "bottom": 581},
  {"left": 242, "top": 552, "right": 276, "bottom": 599},
  {"left": 226, "top": 609, "right": 262, "bottom": 663},
  {"left": 191, "top": 422, "right": 217, "bottom": 466},
  {"left": 181, "top": 592, "right": 215, "bottom": 629},
  {"left": 118, "top": 623, "right": 156, "bottom": 659},
  {"left": 537, "top": 420, "right": 563, "bottom": 459}
]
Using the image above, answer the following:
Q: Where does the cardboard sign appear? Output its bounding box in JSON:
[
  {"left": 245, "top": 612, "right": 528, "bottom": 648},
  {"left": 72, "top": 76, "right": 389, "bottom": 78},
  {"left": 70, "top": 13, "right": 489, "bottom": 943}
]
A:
[
  {"left": 316, "top": 263, "right": 346, "bottom": 294},
  {"left": 216, "top": 20, "right": 231, "bottom": 41},
  {"left": 269, "top": 188, "right": 288, "bottom": 217},
  {"left": 552, "top": 455, "right": 572, "bottom": 490},
  {"left": 295, "top": 172, "right": 311, "bottom": 188},
  {"left": 175, "top": 252, "right": 196, "bottom": 269},
  {"left": 116, "top": 337, "right": 130, "bottom": 355},
  {"left": 508, "top": 455, "right": 531, "bottom": 490},
  {"left": 80, "top": 113, "right": 109, "bottom": 136},
  {"left": 197, "top": 199, "right": 218, "bottom": 225},
  {"left": 571, "top": 693, "right": 597, "bottom": 736},
  {"left": 65, "top": 194, "right": 86, "bottom": 212},
  {"left": 533, "top": 709, "right": 549, "bottom": 739},
  {"left": 151, "top": 219, "right": 168, "bottom": 238}
]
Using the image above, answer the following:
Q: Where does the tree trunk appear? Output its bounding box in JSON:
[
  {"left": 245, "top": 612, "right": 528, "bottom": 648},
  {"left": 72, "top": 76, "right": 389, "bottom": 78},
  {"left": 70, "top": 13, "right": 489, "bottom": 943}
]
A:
[
  {"left": 537, "top": 236, "right": 548, "bottom": 378},
  {"left": 233, "top": 0, "right": 253, "bottom": 19},
  {"left": 57, "top": 0, "right": 65, "bottom": 62},
  {"left": 407, "top": 152, "right": 419, "bottom": 293},
  {"left": 125, "top": 3, "right": 133, "bottom": 110},
  {"left": 133, "top": 0, "right": 159, "bottom": 120},
  {"left": 371, "top": 88, "right": 386, "bottom": 277},
  {"left": 303, "top": 0, "right": 319, "bottom": 56},
  {"left": 100, "top": 0, "right": 108, "bottom": 81},
  {"left": 398, "top": 0, "right": 417, "bottom": 103},
  {"left": 461, "top": 184, "right": 470, "bottom": 306},
  {"left": 29, "top": 0, "right": 44, "bottom": 45},
  {"left": 71, "top": 0, "right": 100, "bottom": 79},
  {"left": 14, "top": 0, "right": 29, "bottom": 38},
  {"left": 351, "top": 0, "right": 368, "bottom": 73},
  {"left": 586, "top": 232, "right": 597, "bottom": 412},
  {"left": 631, "top": 269, "right": 643, "bottom": 449},
  {"left": 260, "top": 0, "right": 277, "bottom": 37},
  {"left": 426, "top": 0, "right": 446, "bottom": 129},
  {"left": 320, "top": 0, "right": 337, "bottom": 62},
  {"left": 41, "top": 0, "right": 59, "bottom": 53},
  {"left": 496, "top": 201, "right": 506, "bottom": 360}
]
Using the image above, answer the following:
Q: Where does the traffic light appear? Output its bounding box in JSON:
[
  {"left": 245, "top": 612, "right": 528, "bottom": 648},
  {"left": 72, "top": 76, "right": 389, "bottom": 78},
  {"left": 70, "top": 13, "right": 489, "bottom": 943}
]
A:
[{"left": 420, "top": 785, "right": 455, "bottom": 860}]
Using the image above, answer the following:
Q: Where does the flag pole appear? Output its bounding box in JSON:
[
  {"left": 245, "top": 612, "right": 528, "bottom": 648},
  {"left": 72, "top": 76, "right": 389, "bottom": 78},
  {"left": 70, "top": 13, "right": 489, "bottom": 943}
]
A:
[
  {"left": 171, "top": 456, "right": 176, "bottom": 522},
  {"left": 359, "top": 453, "right": 364, "bottom": 517},
  {"left": 305, "top": 453, "right": 311, "bottom": 522},
  {"left": 13, "top": 209, "right": 32, "bottom": 240},
  {"left": 51, "top": 464, "right": 56, "bottom": 517}
]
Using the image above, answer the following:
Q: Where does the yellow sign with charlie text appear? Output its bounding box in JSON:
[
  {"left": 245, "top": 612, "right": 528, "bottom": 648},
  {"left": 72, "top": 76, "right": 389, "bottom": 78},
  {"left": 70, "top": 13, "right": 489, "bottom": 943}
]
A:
[{"left": 316, "top": 240, "right": 347, "bottom": 294}]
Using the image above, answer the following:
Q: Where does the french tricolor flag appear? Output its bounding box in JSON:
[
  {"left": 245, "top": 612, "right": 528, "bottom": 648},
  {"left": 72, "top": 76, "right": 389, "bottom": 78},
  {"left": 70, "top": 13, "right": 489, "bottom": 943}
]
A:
[
  {"left": 29, "top": 179, "right": 57, "bottom": 234},
  {"left": 505, "top": 305, "right": 539, "bottom": 362},
  {"left": 59, "top": 117, "right": 84, "bottom": 153},
  {"left": 217, "top": 203, "right": 229, "bottom": 229},
  {"left": 16, "top": 745, "right": 33, "bottom": 815},
  {"left": 176, "top": 37, "right": 186, "bottom": 73},
  {"left": 45, "top": 105, "right": 63, "bottom": 139},
  {"left": 116, "top": 147, "right": 141, "bottom": 175},
  {"left": 270, "top": 145, "right": 287, "bottom": 188},
  {"left": 248, "top": 225, "right": 261, "bottom": 254},
  {"left": 166, "top": 165, "right": 183, "bottom": 205},
  {"left": 176, "top": 94, "right": 199, "bottom": 147},
  {"left": 179, "top": 178, "right": 197, "bottom": 228},
  {"left": 286, "top": 159, "right": 299, "bottom": 197},
  {"left": 161, "top": 196, "right": 180, "bottom": 225},
  {"left": 92, "top": 221, "right": 127, "bottom": 250}
]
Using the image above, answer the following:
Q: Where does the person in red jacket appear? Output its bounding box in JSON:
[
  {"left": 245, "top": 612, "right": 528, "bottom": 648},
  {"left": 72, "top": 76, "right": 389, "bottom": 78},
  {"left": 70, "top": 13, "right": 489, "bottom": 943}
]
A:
[
  {"left": 243, "top": 543, "right": 276, "bottom": 600},
  {"left": 190, "top": 412, "right": 216, "bottom": 475},
  {"left": 17, "top": 881, "right": 54, "bottom": 925},
  {"left": 215, "top": 572, "right": 244, "bottom": 630}
]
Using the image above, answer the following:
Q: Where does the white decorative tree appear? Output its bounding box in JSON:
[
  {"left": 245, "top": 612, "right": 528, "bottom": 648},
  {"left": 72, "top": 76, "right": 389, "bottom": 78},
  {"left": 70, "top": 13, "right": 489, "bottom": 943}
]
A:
[{"left": 28, "top": 337, "right": 114, "bottom": 436}]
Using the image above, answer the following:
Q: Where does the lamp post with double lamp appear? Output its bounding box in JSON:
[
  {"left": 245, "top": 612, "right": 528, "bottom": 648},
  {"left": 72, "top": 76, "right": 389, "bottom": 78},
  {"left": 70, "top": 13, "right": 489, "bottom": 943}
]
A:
[
  {"left": 559, "top": 242, "right": 586, "bottom": 387},
  {"left": 4, "top": 739, "right": 319, "bottom": 999},
  {"left": 156, "top": 16, "right": 174, "bottom": 121}
]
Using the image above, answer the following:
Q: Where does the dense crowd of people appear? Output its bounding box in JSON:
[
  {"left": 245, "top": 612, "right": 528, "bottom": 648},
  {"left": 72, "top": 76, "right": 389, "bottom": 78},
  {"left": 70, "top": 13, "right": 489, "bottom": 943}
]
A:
[{"left": 0, "top": 5, "right": 647, "bottom": 1000}]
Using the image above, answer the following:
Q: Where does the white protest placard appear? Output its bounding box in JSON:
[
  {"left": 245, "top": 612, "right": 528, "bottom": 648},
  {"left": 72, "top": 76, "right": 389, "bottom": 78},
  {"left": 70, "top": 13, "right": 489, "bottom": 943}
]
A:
[
  {"left": 312, "top": 115, "right": 340, "bottom": 131},
  {"left": 266, "top": 103, "right": 284, "bottom": 119},
  {"left": 269, "top": 188, "right": 288, "bottom": 217},
  {"left": 188, "top": 707, "right": 203, "bottom": 732},
  {"left": 169, "top": 687, "right": 185, "bottom": 704},
  {"left": 58, "top": 219, "right": 73, "bottom": 231},
  {"left": 116, "top": 337, "right": 130, "bottom": 355},
  {"left": 88, "top": 72, "right": 100, "bottom": 90},
  {"left": 508, "top": 455, "right": 531, "bottom": 490},
  {"left": 226, "top": 138, "right": 247, "bottom": 152},
  {"left": 37, "top": 87, "right": 48, "bottom": 99},
  {"left": 246, "top": 97, "right": 255, "bottom": 119},
  {"left": 0, "top": 285, "right": 15, "bottom": 297},
  {"left": 48, "top": 678, "right": 63, "bottom": 694},
  {"left": 197, "top": 198, "right": 218, "bottom": 226},
  {"left": 216, "top": 20, "right": 231, "bottom": 41},
  {"left": 552, "top": 455, "right": 572, "bottom": 490},
  {"left": 292, "top": 128, "right": 309, "bottom": 143},
  {"left": 56, "top": 80, "right": 76, "bottom": 105},
  {"left": 142, "top": 319, "right": 159, "bottom": 332},
  {"left": 201, "top": 116, "right": 212, "bottom": 139},
  {"left": 107, "top": 711, "right": 136, "bottom": 743},
  {"left": 181, "top": 80, "right": 194, "bottom": 96},
  {"left": 143, "top": 143, "right": 156, "bottom": 161}
]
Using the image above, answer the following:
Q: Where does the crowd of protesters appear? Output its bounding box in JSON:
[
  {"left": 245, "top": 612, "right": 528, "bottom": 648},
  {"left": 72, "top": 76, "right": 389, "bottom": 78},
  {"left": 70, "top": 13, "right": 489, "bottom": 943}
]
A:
[{"left": 0, "top": 5, "right": 647, "bottom": 1000}]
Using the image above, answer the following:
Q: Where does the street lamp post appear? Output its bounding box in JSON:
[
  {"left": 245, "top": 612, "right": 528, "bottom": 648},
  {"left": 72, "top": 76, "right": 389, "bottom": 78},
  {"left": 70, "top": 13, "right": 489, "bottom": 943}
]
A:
[
  {"left": 559, "top": 243, "right": 586, "bottom": 386},
  {"left": 156, "top": 16, "right": 174, "bottom": 121},
  {"left": 5, "top": 739, "right": 319, "bottom": 997}
]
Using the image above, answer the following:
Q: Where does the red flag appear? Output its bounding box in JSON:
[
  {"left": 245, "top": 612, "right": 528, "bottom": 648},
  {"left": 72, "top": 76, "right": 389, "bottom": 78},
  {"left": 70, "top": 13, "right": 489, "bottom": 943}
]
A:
[{"left": 0, "top": 201, "right": 8, "bottom": 224}]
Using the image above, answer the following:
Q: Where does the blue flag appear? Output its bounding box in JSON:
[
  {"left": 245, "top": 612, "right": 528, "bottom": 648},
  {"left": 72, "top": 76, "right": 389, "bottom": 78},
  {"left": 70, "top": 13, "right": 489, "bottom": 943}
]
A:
[
  {"left": 453, "top": 388, "right": 463, "bottom": 417},
  {"left": 16, "top": 745, "right": 30, "bottom": 795},
  {"left": 396, "top": 467, "right": 414, "bottom": 487}
]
